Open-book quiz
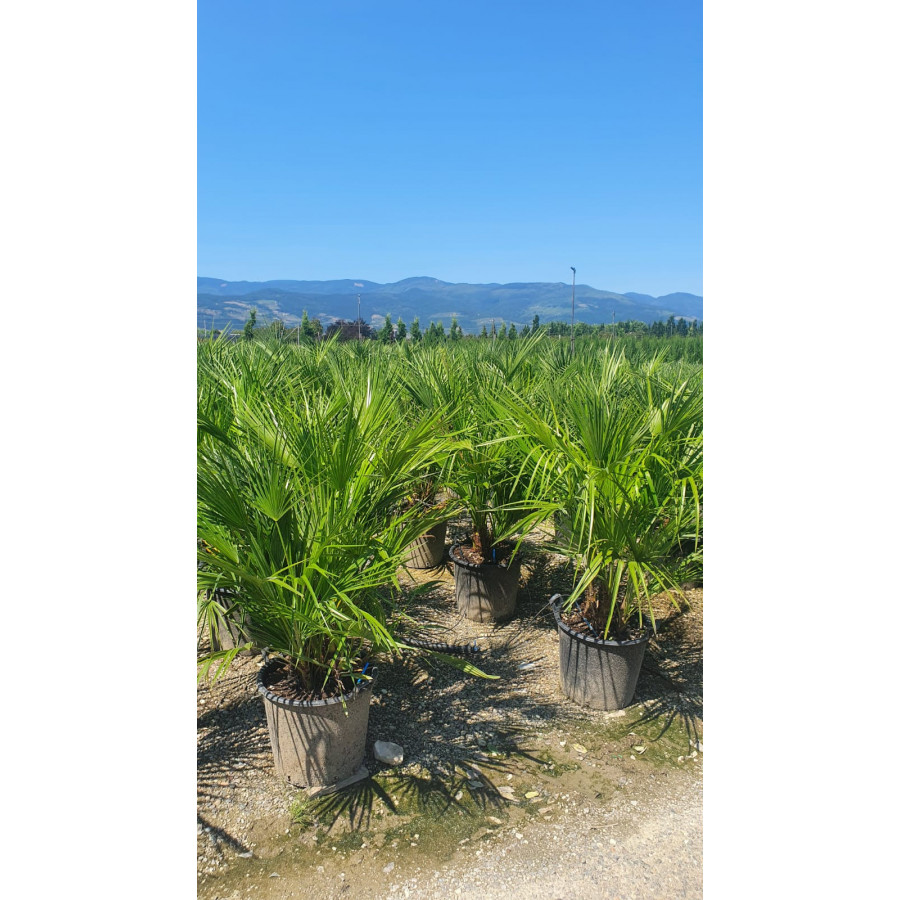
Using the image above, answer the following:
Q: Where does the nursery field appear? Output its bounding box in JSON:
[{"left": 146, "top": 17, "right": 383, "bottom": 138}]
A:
[{"left": 198, "top": 333, "right": 703, "bottom": 898}]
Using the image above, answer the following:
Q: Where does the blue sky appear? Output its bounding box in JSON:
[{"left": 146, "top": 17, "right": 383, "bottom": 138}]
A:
[{"left": 199, "top": 0, "right": 701, "bottom": 296}]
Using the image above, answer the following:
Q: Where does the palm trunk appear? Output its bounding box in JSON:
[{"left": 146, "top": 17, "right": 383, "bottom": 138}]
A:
[
  {"left": 470, "top": 512, "right": 493, "bottom": 562},
  {"left": 581, "top": 577, "right": 615, "bottom": 636}
]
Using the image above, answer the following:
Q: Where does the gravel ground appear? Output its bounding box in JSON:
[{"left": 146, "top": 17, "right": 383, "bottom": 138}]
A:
[
  {"left": 387, "top": 775, "right": 702, "bottom": 899},
  {"left": 198, "top": 520, "right": 703, "bottom": 898}
]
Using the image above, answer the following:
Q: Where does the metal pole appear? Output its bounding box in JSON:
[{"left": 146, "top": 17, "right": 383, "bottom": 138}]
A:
[
  {"left": 357, "top": 294, "right": 361, "bottom": 340},
  {"left": 570, "top": 267, "right": 576, "bottom": 354}
]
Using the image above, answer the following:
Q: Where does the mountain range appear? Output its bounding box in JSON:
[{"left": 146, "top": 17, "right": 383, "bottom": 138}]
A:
[{"left": 197, "top": 276, "right": 702, "bottom": 334}]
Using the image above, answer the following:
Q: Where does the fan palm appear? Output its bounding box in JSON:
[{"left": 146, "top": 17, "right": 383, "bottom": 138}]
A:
[
  {"left": 501, "top": 348, "right": 702, "bottom": 638},
  {"left": 197, "top": 349, "right": 475, "bottom": 691}
]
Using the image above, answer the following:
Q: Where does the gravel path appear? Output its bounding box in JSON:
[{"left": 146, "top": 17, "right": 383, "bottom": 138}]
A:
[{"left": 388, "top": 775, "right": 702, "bottom": 899}]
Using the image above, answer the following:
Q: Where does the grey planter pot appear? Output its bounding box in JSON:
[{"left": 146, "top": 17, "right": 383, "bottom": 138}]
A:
[
  {"left": 449, "top": 542, "right": 521, "bottom": 623},
  {"left": 552, "top": 596, "right": 650, "bottom": 710},
  {"left": 404, "top": 520, "right": 448, "bottom": 569},
  {"left": 257, "top": 660, "right": 375, "bottom": 788},
  {"left": 206, "top": 589, "right": 257, "bottom": 656},
  {"left": 553, "top": 510, "right": 573, "bottom": 549}
]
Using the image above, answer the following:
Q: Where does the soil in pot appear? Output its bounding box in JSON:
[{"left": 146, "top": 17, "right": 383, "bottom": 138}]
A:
[
  {"left": 450, "top": 541, "right": 521, "bottom": 623},
  {"left": 257, "top": 659, "right": 375, "bottom": 788},
  {"left": 552, "top": 597, "right": 650, "bottom": 710},
  {"left": 404, "top": 519, "right": 448, "bottom": 569}
]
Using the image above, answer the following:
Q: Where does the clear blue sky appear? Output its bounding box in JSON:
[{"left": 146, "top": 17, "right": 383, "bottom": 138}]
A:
[{"left": 199, "top": 0, "right": 701, "bottom": 297}]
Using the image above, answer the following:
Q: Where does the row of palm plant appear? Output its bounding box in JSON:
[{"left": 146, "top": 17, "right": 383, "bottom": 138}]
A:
[{"left": 198, "top": 332, "right": 703, "bottom": 780}]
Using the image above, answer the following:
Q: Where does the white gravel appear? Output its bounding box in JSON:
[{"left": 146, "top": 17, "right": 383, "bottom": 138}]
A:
[{"left": 386, "top": 776, "right": 702, "bottom": 899}]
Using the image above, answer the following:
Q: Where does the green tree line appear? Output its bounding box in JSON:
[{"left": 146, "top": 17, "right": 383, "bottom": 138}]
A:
[{"left": 200, "top": 309, "right": 702, "bottom": 344}]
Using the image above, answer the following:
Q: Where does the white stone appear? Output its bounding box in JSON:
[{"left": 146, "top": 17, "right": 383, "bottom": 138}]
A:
[{"left": 374, "top": 740, "right": 404, "bottom": 766}]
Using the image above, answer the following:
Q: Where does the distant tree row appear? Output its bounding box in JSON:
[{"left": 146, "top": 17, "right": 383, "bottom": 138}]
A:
[
  {"left": 542, "top": 315, "right": 701, "bottom": 338},
  {"left": 200, "top": 309, "right": 701, "bottom": 342}
]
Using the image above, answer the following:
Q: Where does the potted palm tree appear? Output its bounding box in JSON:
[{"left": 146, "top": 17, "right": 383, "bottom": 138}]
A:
[
  {"left": 393, "top": 344, "right": 470, "bottom": 570},
  {"left": 400, "top": 474, "right": 453, "bottom": 569},
  {"left": 505, "top": 352, "right": 703, "bottom": 708},
  {"left": 442, "top": 369, "right": 551, "bottom": 623},
  {"left": 197, "top": 350, "right": 485, "bottom": 789}
]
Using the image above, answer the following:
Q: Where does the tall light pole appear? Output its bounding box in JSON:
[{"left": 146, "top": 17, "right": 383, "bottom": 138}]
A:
[
  {"left": 570, "top": 267, "right": 576, "bottom": 354},
  {"left": 357, "top": 293, "right": 361, "bottom": 341}
]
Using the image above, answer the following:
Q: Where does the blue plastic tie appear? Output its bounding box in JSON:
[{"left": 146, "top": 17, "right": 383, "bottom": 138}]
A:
[{"left": 356, "top": 661, "right": 370, "bottom": 684}]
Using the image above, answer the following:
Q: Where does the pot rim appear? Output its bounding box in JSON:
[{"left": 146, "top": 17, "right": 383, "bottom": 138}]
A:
[
  {"left": 407, "top": 518, "right": 448, "bottom": 538},
  {"left": 550, "top": 595, "right": 652, "bottom": 647},
  {"left": 257, "top": 659, "right": 377, "bottom": 709},
  {"left": 449, "top": 541, "right": 521, "bottom": 571}
]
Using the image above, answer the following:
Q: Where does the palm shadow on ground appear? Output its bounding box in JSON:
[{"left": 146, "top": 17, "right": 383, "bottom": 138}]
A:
[
  {"left": 630, "top": 606, "right": 703, "bottom": 750},
  {"left": 197, "top": 668, "right": 272, "bottom": 858}
]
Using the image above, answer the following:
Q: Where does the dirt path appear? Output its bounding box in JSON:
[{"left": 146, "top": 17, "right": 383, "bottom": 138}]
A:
[{"left": 198, "top": 526, "right": 702, "bottom": 899}]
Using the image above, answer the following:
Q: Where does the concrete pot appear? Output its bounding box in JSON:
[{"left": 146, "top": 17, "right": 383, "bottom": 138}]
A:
[
  {"left": 449, "top": 542, "right": 521, "bottom": 623},
  {"left": 206, "top": 589, "right": 257, "bottom": 656},
  {"left": 404, "top": 520, "right": 448, "bottom": 569},
  {"left": 552, "top": 596, "right": 650, "bottom": 710},
  {"left": 553, "top": 510, "right": 573, "bottom": 549},
  {"left": 257, "top": 660, "right": 375, "bottom": 788}
]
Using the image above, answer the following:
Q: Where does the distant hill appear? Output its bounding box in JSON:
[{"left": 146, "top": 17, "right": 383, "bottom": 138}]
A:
[{"left": 197, "top": 277, "right": 702, "bottom": 333}]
